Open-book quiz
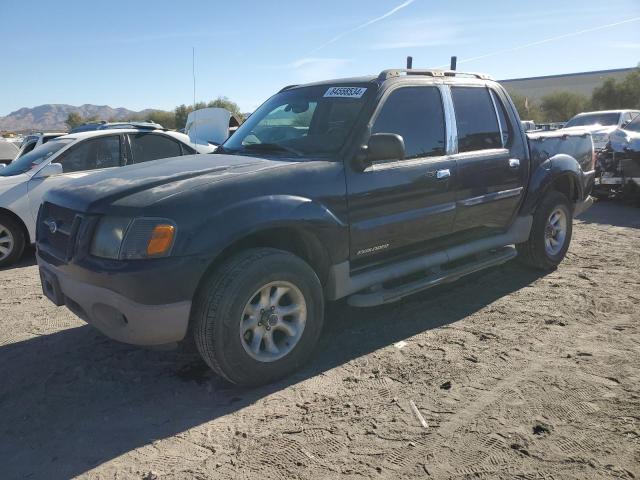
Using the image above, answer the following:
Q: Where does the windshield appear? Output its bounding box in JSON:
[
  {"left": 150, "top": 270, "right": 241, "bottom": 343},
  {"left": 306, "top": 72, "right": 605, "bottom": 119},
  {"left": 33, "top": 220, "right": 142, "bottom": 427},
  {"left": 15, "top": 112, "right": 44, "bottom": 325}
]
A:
[
  {"left": 223, "top": 84, "right": 373, "bottom": 157},
  {"left": 565, "top": 112, "right": 620, "bottom": 128},
  {"left": 0, "top": 138, "right": 73, "bottom": 177}
]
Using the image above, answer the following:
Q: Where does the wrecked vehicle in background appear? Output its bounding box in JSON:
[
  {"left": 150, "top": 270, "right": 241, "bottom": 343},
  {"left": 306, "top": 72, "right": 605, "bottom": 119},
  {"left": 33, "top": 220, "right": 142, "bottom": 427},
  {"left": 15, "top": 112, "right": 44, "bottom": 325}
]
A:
[
  {"left": 595, "top": 114, "right": 640, "bottom": 199},
  {"left": 563, "top": 110, "right": 640, "bottom": 152}
]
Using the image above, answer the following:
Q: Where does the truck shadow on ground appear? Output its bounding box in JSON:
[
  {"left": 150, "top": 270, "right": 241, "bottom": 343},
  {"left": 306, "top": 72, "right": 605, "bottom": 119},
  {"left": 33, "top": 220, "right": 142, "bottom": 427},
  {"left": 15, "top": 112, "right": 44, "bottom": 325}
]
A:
[
  {"left": 577, "top": 199, "right": 640, "bottom": 228},
  {"left": 0, "top": 262, "right": 544, "bottom": 479}
]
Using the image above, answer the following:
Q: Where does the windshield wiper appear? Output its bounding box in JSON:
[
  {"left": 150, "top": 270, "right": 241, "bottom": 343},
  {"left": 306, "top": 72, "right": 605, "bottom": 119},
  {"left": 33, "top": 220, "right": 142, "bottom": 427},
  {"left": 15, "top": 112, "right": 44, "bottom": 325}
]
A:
[{"left": 242, "top": 143, "right": 302, "bottom": 157}]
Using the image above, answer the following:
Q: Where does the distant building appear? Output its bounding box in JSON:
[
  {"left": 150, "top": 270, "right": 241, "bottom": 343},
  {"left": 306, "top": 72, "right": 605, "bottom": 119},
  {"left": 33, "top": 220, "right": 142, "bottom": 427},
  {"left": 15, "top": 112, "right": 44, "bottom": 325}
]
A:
[{"left": 499, "top": 67, "right": 635, "bottom": 102}]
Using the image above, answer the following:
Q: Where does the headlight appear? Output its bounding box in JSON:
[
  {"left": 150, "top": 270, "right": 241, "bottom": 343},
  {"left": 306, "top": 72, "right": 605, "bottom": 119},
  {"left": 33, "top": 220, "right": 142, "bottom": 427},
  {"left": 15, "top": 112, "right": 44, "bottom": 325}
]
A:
[{"left": 90, "top": 217, "right": 176, "bottom": 260}]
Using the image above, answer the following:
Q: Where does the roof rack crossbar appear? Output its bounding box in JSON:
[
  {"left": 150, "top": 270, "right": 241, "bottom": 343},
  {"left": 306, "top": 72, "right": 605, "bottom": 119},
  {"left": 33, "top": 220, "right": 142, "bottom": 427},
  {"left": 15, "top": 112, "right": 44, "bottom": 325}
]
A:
[{"left": 378, "top": 69, "right": 492, "bottom": 82}]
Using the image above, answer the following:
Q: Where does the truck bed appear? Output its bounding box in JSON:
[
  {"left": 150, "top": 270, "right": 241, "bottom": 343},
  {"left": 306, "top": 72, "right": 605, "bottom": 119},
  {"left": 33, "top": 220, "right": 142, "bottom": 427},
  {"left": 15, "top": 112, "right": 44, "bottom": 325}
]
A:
[{"left": 527, "top": 129, "right": 594, "bottom": 172}]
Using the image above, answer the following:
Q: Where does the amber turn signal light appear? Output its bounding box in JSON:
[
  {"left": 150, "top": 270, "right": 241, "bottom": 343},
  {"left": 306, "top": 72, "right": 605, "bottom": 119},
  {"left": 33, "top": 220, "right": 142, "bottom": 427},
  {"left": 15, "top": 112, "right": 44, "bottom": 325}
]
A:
[{"left": 146, "top": 224, "right": 175, "bottom": 256}]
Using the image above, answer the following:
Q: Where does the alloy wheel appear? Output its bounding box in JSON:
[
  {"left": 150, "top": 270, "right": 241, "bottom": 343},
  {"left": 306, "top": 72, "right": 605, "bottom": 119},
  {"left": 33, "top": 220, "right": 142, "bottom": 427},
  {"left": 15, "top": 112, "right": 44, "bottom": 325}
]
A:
[{"left": 239, "top": 281, "right": 307, "bottom": 362}]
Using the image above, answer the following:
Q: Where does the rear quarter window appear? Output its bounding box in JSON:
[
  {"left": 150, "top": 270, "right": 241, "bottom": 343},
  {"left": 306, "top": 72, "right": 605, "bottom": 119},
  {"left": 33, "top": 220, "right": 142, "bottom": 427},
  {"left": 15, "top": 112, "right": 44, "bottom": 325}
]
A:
[{"left": 129, "top": 133, "right": 183, "bottom": 163}]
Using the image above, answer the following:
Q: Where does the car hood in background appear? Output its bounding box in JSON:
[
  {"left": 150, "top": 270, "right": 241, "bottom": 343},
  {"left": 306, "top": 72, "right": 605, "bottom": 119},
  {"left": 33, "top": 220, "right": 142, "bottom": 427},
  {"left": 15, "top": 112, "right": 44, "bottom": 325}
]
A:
[
  {"left": 609, "top": 128, "right": 640, "bottom": 153},
  {"left": 44, "top": 153, "right": 291, "bottom": 212}
]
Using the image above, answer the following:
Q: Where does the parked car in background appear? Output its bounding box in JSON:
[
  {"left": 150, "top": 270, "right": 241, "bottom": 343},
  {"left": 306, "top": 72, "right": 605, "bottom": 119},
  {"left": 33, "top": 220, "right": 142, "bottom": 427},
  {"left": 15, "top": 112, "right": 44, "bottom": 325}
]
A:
[
  {"left": 536, "top": 123, "right": 563, "bottom": 132},
  {"left": 0, "top": 128, "right": 215, "bottom": 267},
  {"left": 37, "top": 68, "right": 594, "bottom": 386},
  {"left": 521, "top": 120, "right": 536, "bottom": 132},
  {"left": 69, "top": 121, "right": 164, "bottom": 134},
  {"left": 0, "top": 141, "right": 19, "bottom": 165},
  {"left": 14, "top": 132, "right": 67, "bottom": 161},
  {"left": 594, "top": 114, "right": 640, "bottom": 198},
  {"left": 563, "top": 110, "right": 640, "bottom": 151}
]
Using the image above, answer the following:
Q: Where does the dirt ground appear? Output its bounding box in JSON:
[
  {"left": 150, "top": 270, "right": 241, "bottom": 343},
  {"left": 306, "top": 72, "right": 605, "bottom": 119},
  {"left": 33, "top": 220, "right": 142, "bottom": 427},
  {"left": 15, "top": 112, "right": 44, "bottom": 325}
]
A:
[{"left": 1, "top": 201, "right": 639, "bottom": 480}]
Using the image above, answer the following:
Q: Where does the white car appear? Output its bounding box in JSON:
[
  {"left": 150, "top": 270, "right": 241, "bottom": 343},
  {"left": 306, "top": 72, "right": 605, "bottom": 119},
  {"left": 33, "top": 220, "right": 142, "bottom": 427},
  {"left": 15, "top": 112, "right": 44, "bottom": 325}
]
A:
[
  {"left": 15, "top": 132, "right": 67, "bottom": 160},
  {"left": 0, "top": 128, "right": 215, "bottom": 267},
  {"left": 563, "top": 110, "right": 640, "bottom": 151}
]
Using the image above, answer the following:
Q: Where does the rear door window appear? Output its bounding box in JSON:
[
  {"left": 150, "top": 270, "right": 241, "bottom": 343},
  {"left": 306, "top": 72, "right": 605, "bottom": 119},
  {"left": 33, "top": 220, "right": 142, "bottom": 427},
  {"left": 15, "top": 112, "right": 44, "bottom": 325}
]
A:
[
  {"left": 371, "top": 86, "right": 446, "bottom": 159},
  {"left": 129, "top": 133, "right": 183, "bottom": 164},
  {"left": 451, "top": 87, "right": 502, "bottom": 152}
]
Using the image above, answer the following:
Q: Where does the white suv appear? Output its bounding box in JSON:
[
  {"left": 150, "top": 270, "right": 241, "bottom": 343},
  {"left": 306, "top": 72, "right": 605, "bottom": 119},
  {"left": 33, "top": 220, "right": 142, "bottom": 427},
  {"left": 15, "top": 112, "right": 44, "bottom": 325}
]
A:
[{"left": 0, "top": 128, "right": 214, "bottom": 267}]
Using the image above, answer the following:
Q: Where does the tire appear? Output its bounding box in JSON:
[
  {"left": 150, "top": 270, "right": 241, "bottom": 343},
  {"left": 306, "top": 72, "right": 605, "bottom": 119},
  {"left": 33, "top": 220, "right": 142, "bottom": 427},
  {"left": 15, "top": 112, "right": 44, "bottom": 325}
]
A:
[
  {"left": 192, "top": 248, "right": 324, "bottom": 386},
  {"left": 0, "top": 215, "right": 26, "bottom": 268},
  {"left": 517, "top": 190, "right": 573, "bottom": 270}
]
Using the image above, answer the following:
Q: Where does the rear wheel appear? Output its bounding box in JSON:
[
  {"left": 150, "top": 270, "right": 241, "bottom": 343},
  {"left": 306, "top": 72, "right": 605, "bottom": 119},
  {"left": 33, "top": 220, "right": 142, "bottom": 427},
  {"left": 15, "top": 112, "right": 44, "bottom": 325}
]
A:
[
  {"left": 192, "top": 248, "right": 324, "bottom": 386},
  {"left": 517, "top": 191, "right": 573, "bottom": 270},
  {"left": 0, "top": 215, "right": 25, "bottom": 268}
]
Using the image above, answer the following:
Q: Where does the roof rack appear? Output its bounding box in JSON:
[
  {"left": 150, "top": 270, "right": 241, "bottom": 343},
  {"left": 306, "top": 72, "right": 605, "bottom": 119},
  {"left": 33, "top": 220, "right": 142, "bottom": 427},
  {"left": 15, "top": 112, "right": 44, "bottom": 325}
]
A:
[
  {"left": 378, "top": 69, "right": 492, "bottom": 82},
  {"left": 278, "top": 84, "right": 299, "bottom": 93}
]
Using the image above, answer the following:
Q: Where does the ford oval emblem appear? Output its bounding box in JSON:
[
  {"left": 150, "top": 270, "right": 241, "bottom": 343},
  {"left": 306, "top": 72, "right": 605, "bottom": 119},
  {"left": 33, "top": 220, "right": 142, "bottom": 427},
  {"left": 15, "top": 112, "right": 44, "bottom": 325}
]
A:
[{"left": 44, "top": 218, "right": 58, "bottom": 234}]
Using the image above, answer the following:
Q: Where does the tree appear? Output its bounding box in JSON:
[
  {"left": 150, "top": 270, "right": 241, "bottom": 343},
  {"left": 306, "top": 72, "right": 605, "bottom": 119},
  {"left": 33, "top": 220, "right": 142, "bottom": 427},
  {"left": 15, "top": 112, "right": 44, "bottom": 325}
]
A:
[
  {"left": 146, "top": 110, "right": 177, "bottom": 130},
  {"left": 540, "top": 91, "right": 589, "bottom": 122},
  {"left": 174, "top": 104, "right": 190, "bottom": 131},
  {"left": 207, "top": 97, "right": 243, "bottom": 118},
  {"left": 507, "top": 91, "right": 543, "bottom": 123},
  {"left": 65, "top": 112, "right": 84, "bottom": 130},
  {"left": 591, "top": 68, "right": 640, "bottom": 110}
]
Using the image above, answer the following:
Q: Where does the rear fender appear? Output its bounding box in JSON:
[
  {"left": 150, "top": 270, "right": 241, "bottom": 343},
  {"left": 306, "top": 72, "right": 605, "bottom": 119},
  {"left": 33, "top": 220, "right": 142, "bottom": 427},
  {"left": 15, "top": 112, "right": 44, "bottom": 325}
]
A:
[{"left": 520, "top": 154, "right": 584, "bottom": 215}]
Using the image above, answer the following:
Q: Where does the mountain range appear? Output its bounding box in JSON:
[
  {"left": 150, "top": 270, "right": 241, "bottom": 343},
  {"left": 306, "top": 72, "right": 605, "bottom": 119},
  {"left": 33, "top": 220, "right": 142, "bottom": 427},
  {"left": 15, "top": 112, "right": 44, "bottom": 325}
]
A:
[{"left": 0, "top": 104, "right": 161, "bottom": 132}]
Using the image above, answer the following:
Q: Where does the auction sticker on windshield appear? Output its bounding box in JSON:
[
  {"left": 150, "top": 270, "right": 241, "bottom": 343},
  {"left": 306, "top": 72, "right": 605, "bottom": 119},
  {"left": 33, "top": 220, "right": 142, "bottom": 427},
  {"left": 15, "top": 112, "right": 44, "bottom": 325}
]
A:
[{"left": 324, "top": 87, "right": 367, "bottom": 98}]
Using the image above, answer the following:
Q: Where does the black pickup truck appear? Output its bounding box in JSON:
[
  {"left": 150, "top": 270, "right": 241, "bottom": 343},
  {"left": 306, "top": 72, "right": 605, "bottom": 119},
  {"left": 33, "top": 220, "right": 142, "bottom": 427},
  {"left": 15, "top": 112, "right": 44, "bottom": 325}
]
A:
[{"left": 37, "top": 69, "right": 594, "bottom": 386}]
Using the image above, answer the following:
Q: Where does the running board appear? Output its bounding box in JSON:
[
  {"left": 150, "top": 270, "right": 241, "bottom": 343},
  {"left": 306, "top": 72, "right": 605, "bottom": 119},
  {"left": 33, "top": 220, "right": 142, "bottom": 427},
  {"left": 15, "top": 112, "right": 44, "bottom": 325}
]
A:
[{"left": 347, "top": 246, "right": 517, "bottom": 307}]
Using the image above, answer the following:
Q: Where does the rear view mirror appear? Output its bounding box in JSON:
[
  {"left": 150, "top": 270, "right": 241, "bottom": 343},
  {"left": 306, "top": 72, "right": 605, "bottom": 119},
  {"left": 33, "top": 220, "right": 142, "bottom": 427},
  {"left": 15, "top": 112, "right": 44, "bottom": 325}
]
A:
[
  {"left": 34, "top": 163, "right": 63, "bottom": 178},
  {"left": 354, "top": 133, "right": 405, "bottom": 170}
]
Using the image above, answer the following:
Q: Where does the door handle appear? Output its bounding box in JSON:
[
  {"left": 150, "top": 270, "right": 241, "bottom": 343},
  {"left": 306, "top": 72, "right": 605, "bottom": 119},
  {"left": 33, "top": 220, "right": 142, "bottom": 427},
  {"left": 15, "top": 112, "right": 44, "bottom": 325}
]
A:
[
  {"left": 436, "top": 169, "right": 451, "bottom": 179},
  {"left": 509, "top": 158, "right": 520, "bottom": 168}
]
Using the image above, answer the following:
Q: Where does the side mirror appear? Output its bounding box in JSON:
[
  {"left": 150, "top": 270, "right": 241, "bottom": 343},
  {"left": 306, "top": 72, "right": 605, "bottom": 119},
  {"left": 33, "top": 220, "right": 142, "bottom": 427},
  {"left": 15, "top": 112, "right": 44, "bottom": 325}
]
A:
[
  {"left": 34, "top": 163, "right": 63, "bottom": 178},
  {"left": 354, "top": 133, "right": 405, "bottom": 170}
]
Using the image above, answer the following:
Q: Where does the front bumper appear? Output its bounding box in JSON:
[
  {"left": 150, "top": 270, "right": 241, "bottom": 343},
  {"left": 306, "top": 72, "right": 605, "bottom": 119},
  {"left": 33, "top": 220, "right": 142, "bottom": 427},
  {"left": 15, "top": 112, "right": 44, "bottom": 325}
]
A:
[{"left": 38, "top": 257, "right": 191, "bottom": 345}]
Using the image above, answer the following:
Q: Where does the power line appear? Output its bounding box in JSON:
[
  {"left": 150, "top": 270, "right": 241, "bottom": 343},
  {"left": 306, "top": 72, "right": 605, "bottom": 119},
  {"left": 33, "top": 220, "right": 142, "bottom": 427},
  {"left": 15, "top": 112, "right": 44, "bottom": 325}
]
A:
[{"left": 433, "top": 16, "right": 640, "bottom": 69}]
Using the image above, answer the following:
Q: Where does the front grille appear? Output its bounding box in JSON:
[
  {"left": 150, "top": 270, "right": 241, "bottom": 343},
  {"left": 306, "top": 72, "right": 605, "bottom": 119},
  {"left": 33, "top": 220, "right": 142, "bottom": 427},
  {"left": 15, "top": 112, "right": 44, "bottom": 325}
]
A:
[{"left": 38, "top": 202, "right": 83, "bottom": 261}]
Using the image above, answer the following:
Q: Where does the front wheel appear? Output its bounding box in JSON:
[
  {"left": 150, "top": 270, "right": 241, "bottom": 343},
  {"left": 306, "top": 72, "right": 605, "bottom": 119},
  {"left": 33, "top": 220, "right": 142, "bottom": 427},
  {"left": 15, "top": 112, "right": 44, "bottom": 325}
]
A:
[
  {"left": 517, "top": 190, "right": 573, "bottom": 270},
  {"left": 192, "top": 248, "right": 324, "bottom": 386},
  {"left": 0, "top": 215, "right": 26, "bottom": 268}
]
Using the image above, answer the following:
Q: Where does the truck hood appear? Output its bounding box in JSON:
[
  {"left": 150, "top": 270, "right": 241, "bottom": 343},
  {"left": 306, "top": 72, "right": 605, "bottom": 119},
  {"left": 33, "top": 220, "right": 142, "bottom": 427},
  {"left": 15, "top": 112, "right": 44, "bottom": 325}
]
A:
[{"left": 44, "top": 153, "right": 291, "bottom": 212}]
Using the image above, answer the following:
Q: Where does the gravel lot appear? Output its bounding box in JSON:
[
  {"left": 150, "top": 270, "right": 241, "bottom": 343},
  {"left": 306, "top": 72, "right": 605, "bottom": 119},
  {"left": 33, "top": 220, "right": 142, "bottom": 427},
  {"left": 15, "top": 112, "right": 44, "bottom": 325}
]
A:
[{"left": 1, "top": 201, "right": 639, "bottom": 480}]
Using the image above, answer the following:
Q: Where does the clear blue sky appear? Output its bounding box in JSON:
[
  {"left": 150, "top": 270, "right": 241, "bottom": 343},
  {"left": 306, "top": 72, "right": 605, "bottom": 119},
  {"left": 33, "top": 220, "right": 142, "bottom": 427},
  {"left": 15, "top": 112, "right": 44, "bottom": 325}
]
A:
[{"left": 1, "top": 0, "right": 639, "bottom": 115}]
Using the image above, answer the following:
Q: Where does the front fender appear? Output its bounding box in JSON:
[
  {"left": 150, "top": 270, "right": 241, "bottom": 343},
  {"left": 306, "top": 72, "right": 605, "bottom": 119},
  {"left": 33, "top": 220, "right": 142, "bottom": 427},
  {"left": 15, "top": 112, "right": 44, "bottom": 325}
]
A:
[
  {"left": 520, "top": 154, "right": 586, "bottom": 215},
  {"left": 180, "top": 194, "right": 349, "bottom": 263}
]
